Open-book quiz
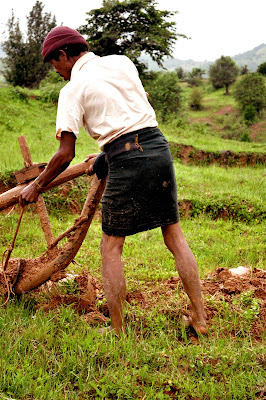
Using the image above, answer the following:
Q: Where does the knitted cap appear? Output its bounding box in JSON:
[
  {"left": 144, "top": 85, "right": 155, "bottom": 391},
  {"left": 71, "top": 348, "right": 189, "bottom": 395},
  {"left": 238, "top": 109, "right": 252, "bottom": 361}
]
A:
[{"left": 42, "top": 26, "right": 88, "bottom": 62}]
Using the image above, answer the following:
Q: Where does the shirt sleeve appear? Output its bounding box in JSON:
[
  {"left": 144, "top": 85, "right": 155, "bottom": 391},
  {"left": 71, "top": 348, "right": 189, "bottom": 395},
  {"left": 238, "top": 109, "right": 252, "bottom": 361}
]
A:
[{"left": 56, "top": 85, "right": 85, "bottom": 140}]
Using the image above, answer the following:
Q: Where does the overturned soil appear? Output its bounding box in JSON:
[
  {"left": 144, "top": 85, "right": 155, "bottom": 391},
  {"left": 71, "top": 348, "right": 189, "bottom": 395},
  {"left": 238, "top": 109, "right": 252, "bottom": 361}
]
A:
[{"left": 23, "top": 267, "right": 266, "bottom": 341}]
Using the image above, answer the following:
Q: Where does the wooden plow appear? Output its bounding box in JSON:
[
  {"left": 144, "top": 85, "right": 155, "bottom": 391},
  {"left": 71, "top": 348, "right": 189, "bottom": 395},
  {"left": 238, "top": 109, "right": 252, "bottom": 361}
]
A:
[{"left": 0, "top": 136, "right": 105, "bottom": 299}]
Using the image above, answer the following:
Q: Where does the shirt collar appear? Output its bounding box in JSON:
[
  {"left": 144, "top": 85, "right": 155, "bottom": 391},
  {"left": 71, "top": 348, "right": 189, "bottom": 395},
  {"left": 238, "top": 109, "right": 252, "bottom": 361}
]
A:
[{"left": 70, "top": 52, "right": 99, "bottom": 80}]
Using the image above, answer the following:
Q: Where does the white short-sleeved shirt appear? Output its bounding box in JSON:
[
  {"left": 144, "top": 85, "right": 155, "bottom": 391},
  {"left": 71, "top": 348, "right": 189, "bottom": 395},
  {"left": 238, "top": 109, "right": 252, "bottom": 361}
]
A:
[{"left": 56, "top": 52, "right": 158, "bottom": 150}]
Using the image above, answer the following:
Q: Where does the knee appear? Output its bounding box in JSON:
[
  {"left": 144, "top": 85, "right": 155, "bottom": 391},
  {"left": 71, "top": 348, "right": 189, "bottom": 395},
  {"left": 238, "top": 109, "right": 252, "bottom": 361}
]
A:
[
  {"left": 100, "top": 233, "right": 125, "bottom": 259},
  {"left": 162, "top": 223, "right": 186, "bottom": 254}
]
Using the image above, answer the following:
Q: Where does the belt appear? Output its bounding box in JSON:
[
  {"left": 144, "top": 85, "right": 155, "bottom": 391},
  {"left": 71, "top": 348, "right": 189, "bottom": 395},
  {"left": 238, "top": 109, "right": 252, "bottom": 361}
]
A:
[{"left": 92, "top": 127, "right": 156, "bottom": 179}]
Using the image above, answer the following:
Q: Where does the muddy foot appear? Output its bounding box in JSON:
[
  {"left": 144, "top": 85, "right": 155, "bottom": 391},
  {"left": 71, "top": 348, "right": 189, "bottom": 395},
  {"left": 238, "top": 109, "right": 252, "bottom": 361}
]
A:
[{"left": 183, "top": 315, "right": 207, "bottom": 335}]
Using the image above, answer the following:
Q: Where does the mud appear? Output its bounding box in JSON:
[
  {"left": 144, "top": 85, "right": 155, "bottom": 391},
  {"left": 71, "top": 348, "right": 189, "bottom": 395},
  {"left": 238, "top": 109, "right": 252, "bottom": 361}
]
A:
[{"left": 21, "top": 267, "right": 266, "bottom": 341}]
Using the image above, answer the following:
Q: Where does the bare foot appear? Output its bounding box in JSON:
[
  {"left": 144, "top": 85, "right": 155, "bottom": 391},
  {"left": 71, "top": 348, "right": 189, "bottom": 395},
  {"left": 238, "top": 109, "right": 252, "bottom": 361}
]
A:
[{"left": 183, "top": 315, "right": 207, "bottom": 335}]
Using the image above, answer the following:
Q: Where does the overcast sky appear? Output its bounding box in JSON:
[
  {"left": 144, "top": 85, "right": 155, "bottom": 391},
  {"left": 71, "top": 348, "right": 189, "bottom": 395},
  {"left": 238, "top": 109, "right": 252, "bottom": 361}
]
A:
[{"left": 0, "top": 0, "right": 265, "bottom": 61}]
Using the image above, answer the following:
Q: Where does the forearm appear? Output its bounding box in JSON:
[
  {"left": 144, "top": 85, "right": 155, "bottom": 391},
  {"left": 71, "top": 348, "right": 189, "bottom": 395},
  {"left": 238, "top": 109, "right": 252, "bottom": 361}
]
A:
[
  {"left": 35, "top": 150, "right": 73, "bottom": 189},
  {"left": 20, "top": 131, "right": 76, "bottom": 205}
]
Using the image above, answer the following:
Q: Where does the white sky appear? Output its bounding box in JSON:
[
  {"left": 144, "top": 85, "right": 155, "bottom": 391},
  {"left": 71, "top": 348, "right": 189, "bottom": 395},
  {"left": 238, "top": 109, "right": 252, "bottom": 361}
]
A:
[{"left": 0, "top": 0, "right": 265, "bottom": 61}]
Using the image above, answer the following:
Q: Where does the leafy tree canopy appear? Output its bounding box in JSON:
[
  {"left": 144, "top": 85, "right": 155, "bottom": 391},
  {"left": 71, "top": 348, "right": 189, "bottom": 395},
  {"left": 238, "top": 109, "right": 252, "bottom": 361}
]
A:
[
  {"left": 2, "top": 1, "right": 56, "bottom": 87},
  {"left": 209, "top": 56, "right": 239, "bottom": 94},
  {"left": 78, "top": 0, "right": 187, "bottom": 76}
]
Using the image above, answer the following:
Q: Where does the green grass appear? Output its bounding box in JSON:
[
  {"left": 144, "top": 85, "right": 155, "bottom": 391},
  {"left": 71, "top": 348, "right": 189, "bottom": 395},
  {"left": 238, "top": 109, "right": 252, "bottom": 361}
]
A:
[
  {"left": 0, "top": 85, "right": 265, "bottom": 178},
  {"left": 0, "top": 86, "right": 98, "bottom": 176},
  {"left": 0, "top": 84, "right": 266, "bottom": 400},
  {"left": 163, "top": 83, "right": 266, "bottom": 152},
  {"left": 1, "top": 212, "right": 265, "bottom": 281},
  {"left": 0, "top": 263, "right": 265, "bottom": 399}
]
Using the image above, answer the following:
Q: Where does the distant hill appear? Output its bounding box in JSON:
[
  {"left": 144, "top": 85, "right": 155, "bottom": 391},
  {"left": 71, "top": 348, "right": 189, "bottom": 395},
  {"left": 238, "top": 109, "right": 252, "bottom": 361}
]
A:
[
  {"left": 233, "top": 44, "right": 266, "bottom": 71},
  {"left": 141, "top": 43, "right": 266, "bottom": 73},
  {"left": 0, "top": 43, "right": 265, "bottom": 82}
]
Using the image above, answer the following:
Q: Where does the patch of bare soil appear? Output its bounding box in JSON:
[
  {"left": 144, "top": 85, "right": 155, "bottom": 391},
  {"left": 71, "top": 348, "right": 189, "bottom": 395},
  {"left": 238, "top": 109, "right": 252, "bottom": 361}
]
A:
[
  {"left": 169, "top": 142, "right": 266, "bottom": 167},
  {"left": 26, "top": 267, "right": 266, "bottom": 341},
  {"left": 216, "top": 105, "right": 235, "bottom": 115},
  {"left": 249, "top": 121, "right": 266, "bottom": 142},
  {"left": 201, "top": 267, "right": 266, "bottom": 340}
]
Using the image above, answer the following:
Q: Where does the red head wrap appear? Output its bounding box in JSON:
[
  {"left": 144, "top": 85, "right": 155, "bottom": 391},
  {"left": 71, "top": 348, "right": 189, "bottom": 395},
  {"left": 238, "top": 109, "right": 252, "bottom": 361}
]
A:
[{"left": 42, "top": 26, "right": 88, "bottom": 62}]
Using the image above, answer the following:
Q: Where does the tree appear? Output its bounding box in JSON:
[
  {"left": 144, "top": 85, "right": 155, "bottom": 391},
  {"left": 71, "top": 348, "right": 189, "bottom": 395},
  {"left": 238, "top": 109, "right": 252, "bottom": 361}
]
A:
[
  {"left": 240, "top": 64, "right": 249, "bottom": 75},
  {"left": 257, "top": 62, "right": 266, "bottom": 76},
  {"left": 25, "top": 1, "right": 57, "bottom": 87},
  {"left": 233, "top": 72, "right": 266, "bottom": 113},
  {"left": 209, "top": 56, "right": 239, "bottom": 94},
  {"left": 186, "top": 67, "right": 205, "bottom": 86},
  {"left": 175, "top": 67, "right": 186, "bottom": 81},
  {"left": 1, "top": 11, "right": 27, "bottom": 87},
  {"left": 2, "top": 1, "right": 56, "bottom": 87},
  {"left": 78, "top": 0, "right": 187, "bottom": 76}
]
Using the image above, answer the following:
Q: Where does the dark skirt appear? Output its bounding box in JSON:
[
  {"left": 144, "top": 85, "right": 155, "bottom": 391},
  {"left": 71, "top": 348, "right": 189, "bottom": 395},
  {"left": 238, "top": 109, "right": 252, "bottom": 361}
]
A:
[{"left": 101, "top": 127, "right": 179, "bottom": 236}]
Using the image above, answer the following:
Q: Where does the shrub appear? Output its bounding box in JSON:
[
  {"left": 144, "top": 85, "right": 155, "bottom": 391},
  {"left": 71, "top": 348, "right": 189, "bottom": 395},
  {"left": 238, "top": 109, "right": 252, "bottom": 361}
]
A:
[
  {"left": 257, "top": 62, "right": 266, "bottom": 76},
  {"left": 240, "top": 131, "right": 252, "bottom": 142},
  {"left": 189, "top": 87, "right": 204, "bottom": 110},
  {"left": 186, "top": 68, "right": 205, "bottom": 87},
  {"left": 233, "top": 73, "right": 266, "bottom": 113},
  {"left": 243, "top": 105, "right": 256, "bottom": 124},
  {"left": 39, "top": 71, "right": 65, "bottom": 103},
  {"left": 10, "top": 86, "right": 30, "bottom": 102},
  {"left": 144, "top": 71, "right": 183, "bottom": 121}
]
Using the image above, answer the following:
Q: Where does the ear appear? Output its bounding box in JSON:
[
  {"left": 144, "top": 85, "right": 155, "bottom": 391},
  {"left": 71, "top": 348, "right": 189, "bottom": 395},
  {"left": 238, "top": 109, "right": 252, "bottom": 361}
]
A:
[{"left": 58, "top": 49, "right": 67, "bottom": 59}]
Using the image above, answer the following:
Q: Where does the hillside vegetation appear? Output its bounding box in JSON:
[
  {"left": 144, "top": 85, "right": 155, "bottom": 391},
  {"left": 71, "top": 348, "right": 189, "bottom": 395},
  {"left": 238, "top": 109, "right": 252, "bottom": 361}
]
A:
[{"left": 0, "top": 84, "right": 265, "bottom": 399}]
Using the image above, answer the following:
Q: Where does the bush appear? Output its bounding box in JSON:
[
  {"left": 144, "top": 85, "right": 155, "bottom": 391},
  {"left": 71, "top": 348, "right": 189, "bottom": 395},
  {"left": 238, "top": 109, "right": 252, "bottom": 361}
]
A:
[
  {"left": 144, "top": 71, "right": 183, "bottom": 121},
  {"left": 257, "top": 62, "right": 266, "bottom": 76},
  {"left": 243, "top": 105, "right": 256, "bottom": 124},
  {"left": 233, "top": 73, "right": 266, "bottom": 113},
  {"left": 186, "top": 68, "right": 205, "bottom": 87},
  {"left": 240, "top": 131, "right": 252, "bottom": 142},
  {"left": 215, "top": 113, "right": 250, "bottom": 141},
  {"left": 39, "top": 71, "right": 66, "bottom": 103},
  {"left": 189, "top": 87, "right": 204, "bottom": 110},
  {"left": 10, "top": 86, "right": 30, "bottom": 102}
]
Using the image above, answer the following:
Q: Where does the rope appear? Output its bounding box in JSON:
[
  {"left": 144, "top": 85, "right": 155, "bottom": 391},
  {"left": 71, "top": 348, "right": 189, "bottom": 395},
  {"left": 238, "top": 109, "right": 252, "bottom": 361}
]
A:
[{"left": 1, "top": 207, "right": 25, "bottom": 306}]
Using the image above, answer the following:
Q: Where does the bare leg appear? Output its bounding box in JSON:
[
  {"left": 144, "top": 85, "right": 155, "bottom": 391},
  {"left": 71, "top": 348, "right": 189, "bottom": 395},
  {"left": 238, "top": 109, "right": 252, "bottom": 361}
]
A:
[
  {"left": 100, "top": 233, "right": 126, "bottom": 335},
  {"left": 161, "top": 222, "right": 207, "bottom": 334}
]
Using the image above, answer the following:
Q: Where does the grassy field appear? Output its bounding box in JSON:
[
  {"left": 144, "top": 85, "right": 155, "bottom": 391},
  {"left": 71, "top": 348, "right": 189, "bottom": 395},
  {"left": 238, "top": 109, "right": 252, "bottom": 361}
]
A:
[{"left": 0, "top": 84, "right": 265, "bottom": 399}]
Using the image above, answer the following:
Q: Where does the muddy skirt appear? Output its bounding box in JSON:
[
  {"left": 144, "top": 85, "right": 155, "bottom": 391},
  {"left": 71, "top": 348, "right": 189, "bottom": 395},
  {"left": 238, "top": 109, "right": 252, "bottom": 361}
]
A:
[{"left": 101, "top": 127, "right": 179, "bottom": 237}]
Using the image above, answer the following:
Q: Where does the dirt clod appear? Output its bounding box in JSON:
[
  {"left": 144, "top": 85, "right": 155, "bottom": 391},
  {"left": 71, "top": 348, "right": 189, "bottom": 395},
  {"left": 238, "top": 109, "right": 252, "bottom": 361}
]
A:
[{"left": 1, "top": 267, "right": 265, "bottom": 340}]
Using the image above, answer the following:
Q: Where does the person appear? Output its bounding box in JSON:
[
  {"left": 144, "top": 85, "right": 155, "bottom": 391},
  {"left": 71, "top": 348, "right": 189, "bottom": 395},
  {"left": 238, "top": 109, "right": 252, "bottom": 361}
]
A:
[{"left": 20, "top": 26, "right": 207, "bottom": 335}]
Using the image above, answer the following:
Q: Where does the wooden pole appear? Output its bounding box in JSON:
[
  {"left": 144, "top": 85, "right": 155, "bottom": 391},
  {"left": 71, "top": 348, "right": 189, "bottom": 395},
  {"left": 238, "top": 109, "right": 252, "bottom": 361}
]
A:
[
  {"left": 17, "top": 136, "right": 55, "bottom": 248},
  {"left": 0, "top": 161, "right": 92, "bottom": 211}
]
